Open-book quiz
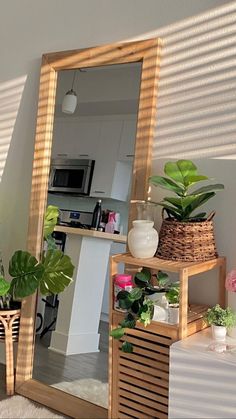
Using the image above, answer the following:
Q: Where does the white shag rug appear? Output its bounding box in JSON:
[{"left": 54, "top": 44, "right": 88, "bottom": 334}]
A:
[
  {"left": 53, "top": 378, "right": 108, "bottom": 408},
  {"left": 0, "top": 395, "right": 65, "bottom": 418}
]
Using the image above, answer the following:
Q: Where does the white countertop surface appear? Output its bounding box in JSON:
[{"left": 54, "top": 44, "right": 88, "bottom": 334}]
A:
[
  {"left": 172, "top": 327, "right": 236, "bottom": 364},
  {"left": 54, "top": 225, "right": 127, "bottom": 243}
]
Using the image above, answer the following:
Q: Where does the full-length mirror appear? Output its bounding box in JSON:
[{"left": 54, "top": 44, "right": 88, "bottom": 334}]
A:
[
  {"left": 33, "top": 62, "right": 142, "bottom": 407},
  {"left": 15, "top": 39, "right": 161, "bottom": 418}
]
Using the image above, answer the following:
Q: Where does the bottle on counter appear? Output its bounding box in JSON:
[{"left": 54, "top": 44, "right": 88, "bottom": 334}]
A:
[{"left": 91, "top": 200, "right": 102, "bottom": 230}]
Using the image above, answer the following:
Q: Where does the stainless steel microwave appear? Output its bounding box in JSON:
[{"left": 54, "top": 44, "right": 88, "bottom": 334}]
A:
[{"left": 48, "top": 159, "right": 95, "bottom": 195}]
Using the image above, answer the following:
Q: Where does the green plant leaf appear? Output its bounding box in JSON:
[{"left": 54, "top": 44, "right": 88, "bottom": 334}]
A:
[
  {"left": 0, "top": 276, "right": 10, "bottom": 297},
  {"left": 121, "top": 341, "right": 133, "bottom": 353},
  {"left": 164, "top": 196, "right": 197, "bottom": 210},
  {"left": 40, "top": 249, "right": 74, "bottom": 295},
  {"left": 46, "top": 235, "right": 58, "bottom": 251},
  {"left": 9, "top": 250, "right": 44, "bottom": 299},
  {"left": 110, "top": 327, "right": 125, "bottom": 339},
  {"left": 191, "top": 183, "right": 224, "bottom": 195},
  {"left": 120, "top": 313, "right": 136, "bottom": 329},
  {"left": 183, "top": 192, "right": 215, "bottom": 219},
  {"left": 129, "top": 287, "right": 143, "bottom": 301},
  {"left": 44, "top": 205, "right": 59, "bottom": 239},
  {"left": 176, "top": 160, "right": 197, "bottom": 185},
  {"left": 164, "top": 162, "right": 186, "bottom": 185},
  {"left": 149, "top": 175, "right": 184, "bottom": 195},
  {"left": 135, "top": 270, "right": 151, "bottom": 284},
  {"left": 166, "top": 283, "right": 180, "bottom": 305},
  {"left": 157, "top": 271, "right": 169, "bottom": 287},
  {"left": 117, "top": 291, "right": 133, "bottom": 309},
  {"left": 184, "top": 175, "right": 208, "bottom": 187},
  {"left": 157, "top": 202, "right": 182, "bottom": 215}
]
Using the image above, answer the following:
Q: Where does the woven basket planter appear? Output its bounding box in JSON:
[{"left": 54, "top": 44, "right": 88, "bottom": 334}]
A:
[{"left": 156, "top": 212, "right": 218, "bottom": 262}]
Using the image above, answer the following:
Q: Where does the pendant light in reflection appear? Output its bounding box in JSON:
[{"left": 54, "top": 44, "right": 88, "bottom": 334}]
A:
[{"left": 62, "top": 71, "right": 77, "bottom": 114}]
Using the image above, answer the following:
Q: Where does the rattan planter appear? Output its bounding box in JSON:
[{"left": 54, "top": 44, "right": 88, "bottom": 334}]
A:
[
  {"left": 156, "top": 212, "right": 218, "bottom": 262},
  {"left": 0, "top": 308, "right": 21, "bottom": 395}
]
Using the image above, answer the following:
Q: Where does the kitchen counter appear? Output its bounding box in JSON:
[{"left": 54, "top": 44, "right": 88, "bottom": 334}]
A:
[
  {"left": 50, "top": 225, "right": 126, "bottom": 355},
  {"left": 54, "top": 225, "right": 127, "bottom": 243}
]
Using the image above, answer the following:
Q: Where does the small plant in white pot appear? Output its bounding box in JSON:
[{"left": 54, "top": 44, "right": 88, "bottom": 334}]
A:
[
  {"left": 205, "top": 304, "right": 236, "bottom": 341},
  {"left": 166, "top": 282, "right": 180, "bottom": 324}
]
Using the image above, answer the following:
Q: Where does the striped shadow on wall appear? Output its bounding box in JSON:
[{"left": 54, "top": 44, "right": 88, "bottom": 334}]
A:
[{"left": 154, "top": 0, "right": 236, "bottom": 159}]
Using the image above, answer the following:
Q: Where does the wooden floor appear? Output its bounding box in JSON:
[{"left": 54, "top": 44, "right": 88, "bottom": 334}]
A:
[{"left": 33, "top": 319, "right": 109, "bottom": 388}]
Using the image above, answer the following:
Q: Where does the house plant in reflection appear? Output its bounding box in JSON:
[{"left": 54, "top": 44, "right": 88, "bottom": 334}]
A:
[{"left": 0, "top": 205, "right": 74, "bottom": 394}]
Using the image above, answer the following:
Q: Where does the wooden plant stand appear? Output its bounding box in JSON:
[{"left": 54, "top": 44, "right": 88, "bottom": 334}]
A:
[
  {"left": 109, "top": 253, "right": 226, "bottom": 419},
  {"left": 0, "top": 309, "right": 21, "bottom": 395}
]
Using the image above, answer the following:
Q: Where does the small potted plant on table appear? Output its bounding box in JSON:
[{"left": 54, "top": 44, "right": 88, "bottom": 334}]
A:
[{"left": 205, "top": 304, "right": 236, "bottom": 341}]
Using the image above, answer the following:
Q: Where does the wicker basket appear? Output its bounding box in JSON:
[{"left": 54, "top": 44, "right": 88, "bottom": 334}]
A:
[{"left": 156, "top": 212, "right": 218, "bottom": 262}]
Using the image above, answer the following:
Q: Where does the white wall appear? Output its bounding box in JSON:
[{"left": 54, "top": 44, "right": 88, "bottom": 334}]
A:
[{"left": 0, "top": 0, "right": 232, "bottom": 277}]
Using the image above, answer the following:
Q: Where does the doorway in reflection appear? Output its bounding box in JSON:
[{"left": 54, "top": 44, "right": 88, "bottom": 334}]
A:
[{"left": 33, "top": 62, "right": 142, "bottom": 407}]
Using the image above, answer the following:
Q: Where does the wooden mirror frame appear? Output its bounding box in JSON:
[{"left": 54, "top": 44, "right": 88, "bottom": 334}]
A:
[{"left": 14, "top": 38, "right": 161, "bottom": 418}]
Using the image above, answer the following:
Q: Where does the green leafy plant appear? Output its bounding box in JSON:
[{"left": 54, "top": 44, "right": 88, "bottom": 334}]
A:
[
  {"left": 110, "top": 268, "right": 169, "bottom": 353},
  {"left": 165, "top": 282, "right": 180, "bottom": 306},
  {"left": 204, "top": 304, "right": 236, "bottom": 328},
  {"left": 149, "top": 160, "right": 224, "bottom": 221},
  {"left": 0, "top": 205, "right": 74, "bottom": 308}
]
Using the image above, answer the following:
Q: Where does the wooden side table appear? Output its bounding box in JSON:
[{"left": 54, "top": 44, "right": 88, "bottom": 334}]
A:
[{"left": 109, "top": 253, "right": 226, "bottom": 418}]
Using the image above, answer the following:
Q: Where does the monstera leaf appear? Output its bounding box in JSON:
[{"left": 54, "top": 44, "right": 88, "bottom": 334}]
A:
[
  {"left": 40, "top": 249, "right": 74, "bottom": 295},
  {"left": 0, "top": 276, "right": 10, "bottom": 296},
  {"left": 44, "top": 205, "right": 59, "bottom": 239},
  {"left": 9, "top": 250, "right": 44, "bottom": 299}
]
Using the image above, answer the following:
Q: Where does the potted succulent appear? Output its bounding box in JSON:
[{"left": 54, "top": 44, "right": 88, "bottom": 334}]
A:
[
  {"left": 165, "top": 283, "right": 180, "bottom": 324},
  {"left": 110, "top": 268, "right": 169, "bottom": 352},
  {"left": 205, "top": 304, "right": 236, "bottom": 341},
  {"left": 149, "top": 159, "right": 224, "bottom": 261}
]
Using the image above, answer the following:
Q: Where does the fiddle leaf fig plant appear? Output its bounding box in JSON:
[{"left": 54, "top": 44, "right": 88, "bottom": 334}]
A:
[
  {"left": 149, "top": 160, "right": 224, "bottom": 221},
  {"left": 0, "top": 205, "right": 74, "bottom": 307}
]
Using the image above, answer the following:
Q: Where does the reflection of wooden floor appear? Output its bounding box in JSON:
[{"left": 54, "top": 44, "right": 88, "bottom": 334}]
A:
[{"left": 33, "top": 320, "right": 108, "bottom": 387}]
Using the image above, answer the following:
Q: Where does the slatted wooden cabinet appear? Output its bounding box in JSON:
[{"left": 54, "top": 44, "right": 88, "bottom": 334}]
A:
[{"left": 109, "top": 253, "right": 226, "bottom": 419}]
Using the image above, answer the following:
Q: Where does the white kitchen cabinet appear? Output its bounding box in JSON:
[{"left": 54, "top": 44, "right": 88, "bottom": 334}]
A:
[
  {"left": 51, "top": 120, "right": 75, "bottom": 158},
  {"left": 118, "top": 118, "right": 137, "bottom": 161},
  {"left": 52, "top": 116, "right": 134, "bottom": 201},
  {"left": 51, "top": 119, "right": 100, "bottom": 159},
  {"left": 90, "top": 120, "right": 129, "bottom": 200}
]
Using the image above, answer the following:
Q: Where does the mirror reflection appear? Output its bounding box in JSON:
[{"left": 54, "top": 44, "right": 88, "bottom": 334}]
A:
[{"left": 33, "top": 62, "right": 142, "bottom": 408}]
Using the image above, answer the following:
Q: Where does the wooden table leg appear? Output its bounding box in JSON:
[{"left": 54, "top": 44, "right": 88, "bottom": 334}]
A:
[{"left": 5, "top": 330, "right": 14, "bottom": 395}]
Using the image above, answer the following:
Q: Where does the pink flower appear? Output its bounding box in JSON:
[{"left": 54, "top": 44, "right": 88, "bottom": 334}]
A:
[{"left": 225, "top": 270, "right": 236, "bottom": 292}]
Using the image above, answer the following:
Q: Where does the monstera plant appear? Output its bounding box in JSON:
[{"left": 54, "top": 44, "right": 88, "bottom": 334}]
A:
[
  {"left": 0, "top": 205, "right": 74, "bottom": 308},
  {"left": 149, "top": 160, "right": 224, "bottom": 221}
]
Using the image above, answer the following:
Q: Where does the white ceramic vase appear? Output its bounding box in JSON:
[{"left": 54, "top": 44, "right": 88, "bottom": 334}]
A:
[
  {"left": 211, "top": 324, "right": 227, "bottom": 341},
  {"left": 128, "top": 220, "right": 158, "bottom": 258}
]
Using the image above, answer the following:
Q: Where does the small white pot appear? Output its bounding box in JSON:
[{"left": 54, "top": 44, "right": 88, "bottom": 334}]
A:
[
  {"left": 153, "top": 305, "right": 168, "bottom": 322},
  {"left": 168, "top": 305, "right": 179, "bottom": 324},
  {"left": 211, "top": 325, "right": 227, "bottom": 341}
]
